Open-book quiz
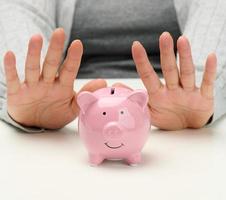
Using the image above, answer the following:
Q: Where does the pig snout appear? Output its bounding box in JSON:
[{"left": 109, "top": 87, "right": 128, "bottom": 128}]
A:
[{"left": 103, "top": 122, "right": 123, "bottom": 140}]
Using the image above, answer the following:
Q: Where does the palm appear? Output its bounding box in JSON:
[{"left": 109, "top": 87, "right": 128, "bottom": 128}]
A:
[
  {"left": 4, "top": 29, "right": 106, "bottom": 129},
  {"left": 148, "top": 87, "right": 213, "bottom": 130},
  {"left": 130, "top": 32, "right": 217, "bottom": 130},
  {"left": 7, "top": 81, "right": 77, "bottom": 129}
]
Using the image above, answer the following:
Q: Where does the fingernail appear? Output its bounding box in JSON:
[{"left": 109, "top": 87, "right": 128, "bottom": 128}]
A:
[{"left": 161, "top": 31, "right": 170, "bottom": 37}]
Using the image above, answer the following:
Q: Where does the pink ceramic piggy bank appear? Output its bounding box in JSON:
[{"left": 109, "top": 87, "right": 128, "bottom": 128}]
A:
[{"left": 77, "top": 87, "right": 150, "bottom": 166}]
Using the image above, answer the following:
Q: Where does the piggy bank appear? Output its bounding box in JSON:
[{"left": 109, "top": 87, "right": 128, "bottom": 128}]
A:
[{"left": 77, "top": 87, "right": 150, "bottom": 166}]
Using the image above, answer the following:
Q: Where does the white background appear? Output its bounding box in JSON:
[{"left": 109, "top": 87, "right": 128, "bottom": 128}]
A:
[{"left": 0, "top": 79, "right": 225, "bottom": 200}]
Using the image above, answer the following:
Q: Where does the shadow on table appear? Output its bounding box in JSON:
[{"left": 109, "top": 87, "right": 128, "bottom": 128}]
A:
[
  {"left": 9, "top": 120, "right": 222, "bottom": 170},
  {"left": 150, "top": 126, "right": 216, "bottom": 138},
  {"left": 12, "top": 125, "right": 80, "bottom": 148}
]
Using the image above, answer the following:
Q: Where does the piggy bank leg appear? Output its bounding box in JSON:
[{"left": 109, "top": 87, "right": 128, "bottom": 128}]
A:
[
  {"left": 89, "top": 154, "right": 104, "bottom": 166},
  {"left": 126, "top": 153, "right": 142, "bottom": 166}
]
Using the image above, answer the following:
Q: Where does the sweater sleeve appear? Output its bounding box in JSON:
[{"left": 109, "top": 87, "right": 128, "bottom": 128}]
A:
[
  {"left": 174, "top": 0, "right": 226, "bottom": 124},
  {"left": 0, "top": 0, "right": 57, "bottom": 132}
]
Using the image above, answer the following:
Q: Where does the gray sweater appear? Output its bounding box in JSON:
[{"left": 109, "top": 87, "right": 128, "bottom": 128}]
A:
[
  {"left": 0, "top": 0, "right": 226, "bottom": 132},
  {"left": 70, "top": 0, "right": 180, "bottom": 78}
]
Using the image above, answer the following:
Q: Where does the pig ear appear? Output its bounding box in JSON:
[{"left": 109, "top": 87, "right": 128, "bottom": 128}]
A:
[
  {"left": 77, "top": 91, "right": 98, "bottom": 114},
  {"left": 127, "top": 90, "right": 148, "bottom": 110}
]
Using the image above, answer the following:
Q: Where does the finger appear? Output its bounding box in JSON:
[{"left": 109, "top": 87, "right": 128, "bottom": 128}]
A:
[
  {"left": 200, "top": 53, "right": 217, "bottom": 99},
  {"left": 78, "top": 79, "right": 107, "bottom": 93},
  {"left": 59, "top": 40, "right": 83, "bottom": 88},
  {"left": 25, "top": 34, "right": 43, "bottom": 86},
  {"left": 112, "top": 82, "right": 133, "bottom": 91},
  {"left": 71, "top": 79, "right": 107, "bottom": 115},
  {"left": 177, "top": 36, "right": 195, "bottom": 91},
  {"left": 4, "top": 51, "right": 20, "bottom": 95},
  {"left": 41, "top": 28, "right": 65, "bottom": 84},
  {"left": 159, "top": 32, "right": 179, "bottom": 90},
  {"left": 132, "top": 41, "right": 162, "bottom": 94}
]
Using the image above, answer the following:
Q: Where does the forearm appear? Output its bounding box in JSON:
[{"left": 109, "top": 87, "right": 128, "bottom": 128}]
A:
[
  {"left": 175, "top": 0, "right": 226, "bottom": 123},
  {"left": 0, "top": 0, "right": 56, "bottom": 132},
  {"left": 179, "top": 0, "right": 226, "bottom": 73}
]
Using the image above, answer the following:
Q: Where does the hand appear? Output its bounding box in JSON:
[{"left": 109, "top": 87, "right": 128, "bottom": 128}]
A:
[
  {"left": 4, "top": 28, "right": 107, "bottom": 129},
  {"left": 117, "top": 32, "right": 217, "bottom": 130}
]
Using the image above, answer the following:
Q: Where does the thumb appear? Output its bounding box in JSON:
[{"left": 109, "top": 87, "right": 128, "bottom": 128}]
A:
[
  {"left": 78, "top": 79, "right": 107, "bottom": 93},
  {"left": 71, "top": 79, "right": 107, "bottom": 115},
  {"left": 112, "top": 82, "right": 133, "bottom": 91}
]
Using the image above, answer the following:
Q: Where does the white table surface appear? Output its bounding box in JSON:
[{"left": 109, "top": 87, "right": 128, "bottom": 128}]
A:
[{"left": 0, "top": 79, "right": 226, "bottom": 200}]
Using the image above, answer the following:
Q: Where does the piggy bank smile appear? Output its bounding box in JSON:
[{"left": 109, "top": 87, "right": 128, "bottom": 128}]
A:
[
  {"left": 77, "top": 87, "right": 150, "bottom": 166},
  {"left": 104, "top": 142, "right": 124, "bottom": 149}
]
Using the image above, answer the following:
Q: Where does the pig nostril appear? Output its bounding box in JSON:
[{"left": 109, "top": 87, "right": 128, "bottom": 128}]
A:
[
  {"left": 102, "top": 112, "right": 106, "bottom": 115},
  {"left": 107, "top": 131, "right": 119, "bottom": 138},
  {"left": 104, "top": 125, "right": 122, "bottom": 139},
  {"left": 111, "top": 130, "right": 119, "bottom": 136}
]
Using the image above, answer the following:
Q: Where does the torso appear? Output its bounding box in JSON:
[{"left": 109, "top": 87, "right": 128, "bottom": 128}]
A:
[{"left": 69, "top": 0, "right": 181, "bottom": 78}]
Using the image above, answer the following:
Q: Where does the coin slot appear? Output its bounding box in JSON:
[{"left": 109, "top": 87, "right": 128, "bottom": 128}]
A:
[{"left": 111, "top": 88, "right": 115, "bottom": 95}]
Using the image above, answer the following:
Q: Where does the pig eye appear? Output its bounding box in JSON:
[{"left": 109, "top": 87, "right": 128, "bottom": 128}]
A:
[
  {"left": 102, "top": 112, "right": 106, "bottom": 115},
  {"left": 120, "top": 111, "right": 124, "bottom": 114}
]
